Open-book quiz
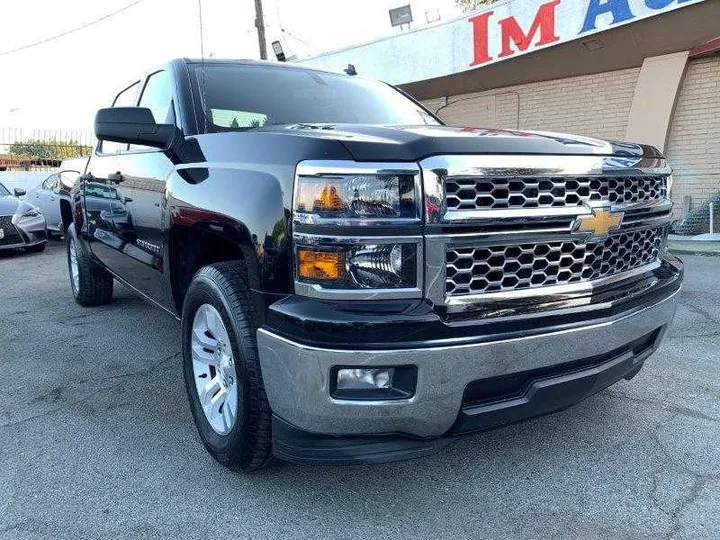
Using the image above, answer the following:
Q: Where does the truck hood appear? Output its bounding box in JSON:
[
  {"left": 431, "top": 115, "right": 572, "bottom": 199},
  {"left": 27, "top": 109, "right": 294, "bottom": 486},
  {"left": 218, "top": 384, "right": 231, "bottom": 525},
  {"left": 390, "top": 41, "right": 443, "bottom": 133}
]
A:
[{"left": 263, "top": 124, "right": 660, "bottom": 162}]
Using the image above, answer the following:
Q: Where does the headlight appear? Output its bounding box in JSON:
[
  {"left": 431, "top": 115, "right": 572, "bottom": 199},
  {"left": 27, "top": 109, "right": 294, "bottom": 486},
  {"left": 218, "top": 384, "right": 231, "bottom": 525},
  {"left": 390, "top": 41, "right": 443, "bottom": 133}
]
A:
[
  {"left": 293, "top": 162, "right": 422, "bottom": 299},
  {"left": 20, "top": 209, "right": 42, "bottom": 218},
  {"left": 294, "top": 164, "right": 421, "bottom": 225},
  {"left": 13, "top": 207, "right": 42, "bottom": 222}
]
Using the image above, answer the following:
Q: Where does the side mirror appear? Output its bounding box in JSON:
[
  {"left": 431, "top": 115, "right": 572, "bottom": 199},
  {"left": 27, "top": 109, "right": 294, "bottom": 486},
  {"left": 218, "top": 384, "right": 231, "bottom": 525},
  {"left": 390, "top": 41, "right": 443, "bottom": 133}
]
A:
[
  {"left": 13, "top": 188, "right": 26, "bottom": 197},
  {"left": 95, "top": 107, "right": 180, "bottom": 150},
  {"left": 124, "top": 197, "right": 133, "bottom": 203},
  {"left": 59, "top": 170, "right": 81, "bottom": 190}
]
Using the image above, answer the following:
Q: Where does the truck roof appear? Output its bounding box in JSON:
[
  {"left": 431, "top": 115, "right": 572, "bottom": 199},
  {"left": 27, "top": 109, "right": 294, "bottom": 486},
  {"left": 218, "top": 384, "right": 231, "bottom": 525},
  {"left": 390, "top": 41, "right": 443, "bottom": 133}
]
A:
[{"left": 175, "top": 57, "right": 350, "bottom": 78}]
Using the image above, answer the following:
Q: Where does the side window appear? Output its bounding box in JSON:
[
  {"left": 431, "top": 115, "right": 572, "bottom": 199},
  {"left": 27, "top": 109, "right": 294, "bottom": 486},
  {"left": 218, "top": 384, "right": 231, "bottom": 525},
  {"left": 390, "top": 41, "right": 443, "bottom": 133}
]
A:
[
  {"left": 42, "top": 174, "right": 59, "bottom": 190},
  {"left": 128, "top": 71, "right": 175, "bottom": 152},
  {"left": 139, "top": 71, "right": 174, "bottom": 125},
  {"left": 99, "top": 81, "right": 141, "bottom": 155}
]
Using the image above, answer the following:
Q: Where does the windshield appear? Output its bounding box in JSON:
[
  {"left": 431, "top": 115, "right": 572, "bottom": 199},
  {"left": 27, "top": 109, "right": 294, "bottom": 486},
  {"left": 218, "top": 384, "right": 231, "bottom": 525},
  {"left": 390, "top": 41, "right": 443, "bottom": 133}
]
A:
[
  {"left": 0, "top": 182, "right": 10, "bottom": 197},
  {"left": 192, "top": 63, "right": 440, "bottom": 133}
]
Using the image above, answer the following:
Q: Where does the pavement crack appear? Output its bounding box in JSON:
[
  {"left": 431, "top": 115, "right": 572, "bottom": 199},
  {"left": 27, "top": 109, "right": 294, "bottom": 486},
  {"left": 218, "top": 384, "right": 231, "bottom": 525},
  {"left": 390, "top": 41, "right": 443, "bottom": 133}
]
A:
[
  {"left": 666, "top": 331, "right": 720, "bottom": 340},
  {"left": 605, "top": 391, "right": 720, "bottom": 423},
  {"left": 682, "top": 301, "right": 720, "bottom": 324},
  {"left": 0, "top": 351, "right": 181, "bottom": 430},
  {"left": 663, "top": 474, "right": 717, "bottom": 540}
]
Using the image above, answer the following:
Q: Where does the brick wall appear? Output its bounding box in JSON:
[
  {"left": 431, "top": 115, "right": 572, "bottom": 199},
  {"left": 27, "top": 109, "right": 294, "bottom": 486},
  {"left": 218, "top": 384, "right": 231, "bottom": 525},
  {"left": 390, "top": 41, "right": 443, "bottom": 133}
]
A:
[
  {"left": 665, "top": 56, "right": 720, "bottom": 211},
  {"left": 421, "top": 67, "right": 641, "bottom": 140}
]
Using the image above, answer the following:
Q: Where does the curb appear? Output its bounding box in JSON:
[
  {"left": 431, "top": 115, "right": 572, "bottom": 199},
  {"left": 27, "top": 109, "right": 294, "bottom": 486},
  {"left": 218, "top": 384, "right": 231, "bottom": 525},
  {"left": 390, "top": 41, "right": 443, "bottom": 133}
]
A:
[{"left": 667, "top": 239, "right": 720, "bottom": 256}]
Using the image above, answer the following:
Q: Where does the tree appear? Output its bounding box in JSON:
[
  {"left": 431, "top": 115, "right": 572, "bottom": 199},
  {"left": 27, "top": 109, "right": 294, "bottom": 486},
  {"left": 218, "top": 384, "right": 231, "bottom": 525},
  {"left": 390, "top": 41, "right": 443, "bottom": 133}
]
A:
[
  {"left": 9, "top": 139, "right": 92, "bottom": 160},
  {"left": 455, "top": 0, "right": 496, "bottom": 12}
]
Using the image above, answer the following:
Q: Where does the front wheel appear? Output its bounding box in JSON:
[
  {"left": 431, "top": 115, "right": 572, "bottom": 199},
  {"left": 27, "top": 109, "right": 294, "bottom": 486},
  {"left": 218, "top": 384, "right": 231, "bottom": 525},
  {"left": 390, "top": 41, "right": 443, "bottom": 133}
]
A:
[{"left": 181, "top": 262, "right": 272, "bottom": 472}]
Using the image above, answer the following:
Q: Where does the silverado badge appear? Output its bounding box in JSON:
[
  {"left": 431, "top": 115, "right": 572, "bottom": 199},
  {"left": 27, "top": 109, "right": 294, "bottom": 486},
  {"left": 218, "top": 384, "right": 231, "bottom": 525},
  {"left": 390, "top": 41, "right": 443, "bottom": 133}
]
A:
[{"left": 573, "top": 206, "right": 624, "bottom": 240}]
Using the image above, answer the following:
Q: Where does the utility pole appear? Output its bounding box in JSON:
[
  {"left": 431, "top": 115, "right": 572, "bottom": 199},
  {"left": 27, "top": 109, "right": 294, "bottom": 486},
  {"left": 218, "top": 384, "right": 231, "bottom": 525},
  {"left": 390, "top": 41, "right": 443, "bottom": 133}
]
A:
[{"left": 254, "top": 0, "right": 267, "bottom": 60}]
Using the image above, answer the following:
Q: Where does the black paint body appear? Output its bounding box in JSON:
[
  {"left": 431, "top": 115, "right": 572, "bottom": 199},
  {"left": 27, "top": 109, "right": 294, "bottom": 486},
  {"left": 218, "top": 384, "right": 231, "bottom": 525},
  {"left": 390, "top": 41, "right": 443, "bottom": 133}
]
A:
[{"left": 72, "top": 59, "right": 672, "bottom": 342}]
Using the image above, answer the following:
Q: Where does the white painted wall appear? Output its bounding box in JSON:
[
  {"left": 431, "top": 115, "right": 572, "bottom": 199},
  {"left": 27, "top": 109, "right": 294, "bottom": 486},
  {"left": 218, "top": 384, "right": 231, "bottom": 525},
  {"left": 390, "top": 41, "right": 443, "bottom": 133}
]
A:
[{"left": 298, "top": 0, "right": 707, "bottom": 84}]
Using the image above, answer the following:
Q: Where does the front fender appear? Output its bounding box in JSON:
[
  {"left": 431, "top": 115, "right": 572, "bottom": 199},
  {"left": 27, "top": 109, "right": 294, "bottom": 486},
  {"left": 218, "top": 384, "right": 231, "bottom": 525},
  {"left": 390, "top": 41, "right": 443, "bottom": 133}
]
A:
[{"left": 166, "top": 165, "right": 292, "bottom": 295}]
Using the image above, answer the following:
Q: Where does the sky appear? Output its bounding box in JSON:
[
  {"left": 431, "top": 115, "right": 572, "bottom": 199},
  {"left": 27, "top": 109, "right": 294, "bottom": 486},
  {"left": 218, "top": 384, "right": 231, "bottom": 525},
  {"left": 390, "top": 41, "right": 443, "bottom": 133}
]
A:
[{"left": 0, "top": 0, "right": 463, "bottom": 134}]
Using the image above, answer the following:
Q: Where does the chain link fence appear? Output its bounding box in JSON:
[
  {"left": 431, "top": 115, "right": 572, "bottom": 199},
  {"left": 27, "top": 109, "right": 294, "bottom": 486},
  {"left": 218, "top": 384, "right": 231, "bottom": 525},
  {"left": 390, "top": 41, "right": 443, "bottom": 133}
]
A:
[
  {"left": 672, "top": 189, "right": 720, "bottom": 236},
  {"left": 0, "top": 127, "right": 94, "bottom": 172}
]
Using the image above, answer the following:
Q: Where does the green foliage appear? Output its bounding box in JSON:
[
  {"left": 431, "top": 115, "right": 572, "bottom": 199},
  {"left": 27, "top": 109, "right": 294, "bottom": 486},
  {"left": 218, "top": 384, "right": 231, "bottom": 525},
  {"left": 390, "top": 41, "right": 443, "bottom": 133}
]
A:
[
  {"left": 9, "top": 139, "right": 92, "bottom": 160},
  {"left": 455, "top": 0, "right": 496, "bottom": 11}
]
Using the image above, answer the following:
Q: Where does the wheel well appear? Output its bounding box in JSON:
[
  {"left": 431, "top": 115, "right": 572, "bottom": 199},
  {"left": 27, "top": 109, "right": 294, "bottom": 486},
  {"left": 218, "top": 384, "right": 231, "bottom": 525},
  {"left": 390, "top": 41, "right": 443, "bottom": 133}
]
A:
[
  {"left": 169, "top": 226, "right": 246, "bottom": 314},
  {"left": 60, "top": 199, "right": 73, "bottom": 231}
]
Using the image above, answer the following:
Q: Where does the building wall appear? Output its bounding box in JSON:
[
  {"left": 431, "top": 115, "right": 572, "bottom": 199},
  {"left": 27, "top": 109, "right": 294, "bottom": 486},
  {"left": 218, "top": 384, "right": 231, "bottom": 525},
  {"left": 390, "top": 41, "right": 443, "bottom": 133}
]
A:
[
  {"left": 422, "top": 67, "right": 641, "bottom": 141},
  {"left": 421, "top": 57, "right": 720, "bottom": 218},
  {"left": 665, "top": 56, "right": 720, "bottom": 210}
]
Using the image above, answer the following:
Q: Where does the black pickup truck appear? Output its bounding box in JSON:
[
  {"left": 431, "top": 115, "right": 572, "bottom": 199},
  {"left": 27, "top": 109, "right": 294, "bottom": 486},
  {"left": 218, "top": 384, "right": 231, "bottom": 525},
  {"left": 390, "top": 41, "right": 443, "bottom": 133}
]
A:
[{"left": 66, "top": 58, "right": 682, "bottom": 471}]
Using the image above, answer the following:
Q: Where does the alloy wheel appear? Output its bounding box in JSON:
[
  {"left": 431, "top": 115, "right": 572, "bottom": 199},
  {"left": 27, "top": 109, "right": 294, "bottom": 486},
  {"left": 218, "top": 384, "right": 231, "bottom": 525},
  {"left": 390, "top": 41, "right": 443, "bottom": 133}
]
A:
[
  {"left": 69, "top": 238, "right": 80, "bottom": 293},
  {"left": 191, "top": 304, "right": 239, "bottom": 435}
]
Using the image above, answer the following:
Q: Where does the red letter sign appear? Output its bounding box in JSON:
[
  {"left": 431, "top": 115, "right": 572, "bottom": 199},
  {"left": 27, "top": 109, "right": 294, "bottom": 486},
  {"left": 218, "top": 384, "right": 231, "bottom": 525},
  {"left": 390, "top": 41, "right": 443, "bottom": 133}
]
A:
[
  {"left": 499, "top": 0, "right": 561, "bottom": 58},
  {"left": 468, "top": 10, "right": 494, "bottom": 66}
]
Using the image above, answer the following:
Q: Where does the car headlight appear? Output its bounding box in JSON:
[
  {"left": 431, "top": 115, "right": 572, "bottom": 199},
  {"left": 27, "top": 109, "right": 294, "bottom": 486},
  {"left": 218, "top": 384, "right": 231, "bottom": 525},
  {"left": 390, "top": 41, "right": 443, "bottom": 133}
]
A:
[
  {"left": 293, "top": 162, "right": 422, "bottom": 299},
  {"left": 294, "top": 165, "right": 421, "bottom": 225},
  {"left": 20, "top": 208, "right": 42, "bottom": 218},
  {"left": 13, "top": 207, "right": 42, "bottom": 223}
]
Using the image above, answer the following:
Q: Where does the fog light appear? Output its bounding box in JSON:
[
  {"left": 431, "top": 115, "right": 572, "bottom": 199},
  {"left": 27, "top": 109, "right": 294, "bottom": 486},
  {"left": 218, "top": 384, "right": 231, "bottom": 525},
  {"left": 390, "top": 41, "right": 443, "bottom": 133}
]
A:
[{"left": 336, "top": 368, "right": 394, "bottom": 391}]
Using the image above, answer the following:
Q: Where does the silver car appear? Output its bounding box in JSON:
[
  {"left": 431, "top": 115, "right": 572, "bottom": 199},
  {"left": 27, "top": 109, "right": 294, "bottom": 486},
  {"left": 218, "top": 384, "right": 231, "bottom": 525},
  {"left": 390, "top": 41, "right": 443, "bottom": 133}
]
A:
[
  {"left": 0, "top": 181, "right": 48, "bottom": 253},
  {"left": 27, "top": 170, "right": 80, "bottom": 235}
]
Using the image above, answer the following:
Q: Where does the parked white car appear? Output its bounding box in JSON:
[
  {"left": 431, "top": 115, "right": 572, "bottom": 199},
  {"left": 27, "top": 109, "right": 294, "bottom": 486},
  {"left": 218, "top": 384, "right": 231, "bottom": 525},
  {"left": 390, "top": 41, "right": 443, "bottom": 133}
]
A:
[
  {"left": 27, "top": 170, "right": 81, "bottom": 235},
  {"left": 0, "top": 181, "right": 47, "bottom": 252}
]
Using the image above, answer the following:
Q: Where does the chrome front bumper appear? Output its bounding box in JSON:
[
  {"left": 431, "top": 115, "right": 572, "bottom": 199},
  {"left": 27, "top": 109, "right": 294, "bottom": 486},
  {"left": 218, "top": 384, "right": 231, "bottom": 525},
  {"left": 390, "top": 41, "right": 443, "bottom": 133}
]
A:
[{"left": 257, "top": 288, "right": 679, "bottom": 438}]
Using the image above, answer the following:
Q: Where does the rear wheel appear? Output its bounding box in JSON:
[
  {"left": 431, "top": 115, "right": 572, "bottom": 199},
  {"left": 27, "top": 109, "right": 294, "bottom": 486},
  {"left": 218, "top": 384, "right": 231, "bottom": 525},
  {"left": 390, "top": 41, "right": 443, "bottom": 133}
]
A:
[
  {"left": 181, "top": 262, "right": 272, "bottom": 472},
  {"left": 66, "top": 224, "right": 113, "bottom": 306}
]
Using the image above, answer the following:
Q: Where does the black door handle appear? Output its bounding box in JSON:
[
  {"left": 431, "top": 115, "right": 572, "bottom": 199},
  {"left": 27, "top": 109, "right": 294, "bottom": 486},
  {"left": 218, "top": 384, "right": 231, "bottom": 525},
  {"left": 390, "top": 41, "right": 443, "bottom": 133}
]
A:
[{"left": 108, "top": 172, "right": 124, "bottom": 184}]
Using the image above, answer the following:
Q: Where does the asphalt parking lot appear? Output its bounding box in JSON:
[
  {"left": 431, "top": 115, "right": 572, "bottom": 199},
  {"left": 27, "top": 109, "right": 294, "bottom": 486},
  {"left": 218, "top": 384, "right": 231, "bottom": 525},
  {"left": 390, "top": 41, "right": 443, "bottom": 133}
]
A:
[{"left": 0, "top": 240, "right": 718, "bottom": 540}]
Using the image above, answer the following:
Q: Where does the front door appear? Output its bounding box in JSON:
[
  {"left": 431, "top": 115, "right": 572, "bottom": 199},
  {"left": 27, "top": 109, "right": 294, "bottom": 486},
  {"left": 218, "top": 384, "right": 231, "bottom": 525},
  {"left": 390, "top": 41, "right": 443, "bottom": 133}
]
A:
[
  {"left": 83, "top": 79, "right": 141, "bottom": 273},
  {"left": 34, "top": 174, "right": 61, "bottom": 230},
  {"left": 108, "top": 70, "right": 176, "bottom": 307}
]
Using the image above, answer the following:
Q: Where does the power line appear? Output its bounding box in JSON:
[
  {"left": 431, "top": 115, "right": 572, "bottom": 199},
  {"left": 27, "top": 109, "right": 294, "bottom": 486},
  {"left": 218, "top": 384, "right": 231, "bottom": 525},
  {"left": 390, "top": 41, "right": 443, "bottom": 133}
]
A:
[
  {"left": 271, "top": 0, "right": 315, "bottom": 54},
  {"left": 281, "top": 28, "right": 314, "bottom": 50},
  {"left": 0, "top": 0, "right": 146, "bottom": 58}
]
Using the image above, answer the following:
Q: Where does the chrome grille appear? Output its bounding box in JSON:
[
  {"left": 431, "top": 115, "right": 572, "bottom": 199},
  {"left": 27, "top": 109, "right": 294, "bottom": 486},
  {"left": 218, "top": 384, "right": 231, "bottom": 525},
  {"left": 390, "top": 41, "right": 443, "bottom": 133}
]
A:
[
  {"left": 445, "top": 176, "right": 667, "bottom": 211},
  {"left": 445, "top": 227, "right": 664, "bottom": 296}
]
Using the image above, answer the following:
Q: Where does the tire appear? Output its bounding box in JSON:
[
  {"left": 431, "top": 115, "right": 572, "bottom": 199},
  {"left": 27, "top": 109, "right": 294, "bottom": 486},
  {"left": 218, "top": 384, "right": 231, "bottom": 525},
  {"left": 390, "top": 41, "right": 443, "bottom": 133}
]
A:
[
  {"left": 25, "top": 242, "right": 46, "bottom": 253},
  {"left": 181, "top": 261, "right": 273, "bottom": 472},
  {"left": 66, "top": 224, "right": 114, "bottom": 306}
]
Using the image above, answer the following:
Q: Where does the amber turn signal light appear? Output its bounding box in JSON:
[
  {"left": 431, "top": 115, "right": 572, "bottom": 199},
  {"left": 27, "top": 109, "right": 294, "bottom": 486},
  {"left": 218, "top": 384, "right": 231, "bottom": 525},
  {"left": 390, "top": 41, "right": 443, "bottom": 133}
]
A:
[{"left": 297, "top": 249, "right": 346, "bottom": 280}]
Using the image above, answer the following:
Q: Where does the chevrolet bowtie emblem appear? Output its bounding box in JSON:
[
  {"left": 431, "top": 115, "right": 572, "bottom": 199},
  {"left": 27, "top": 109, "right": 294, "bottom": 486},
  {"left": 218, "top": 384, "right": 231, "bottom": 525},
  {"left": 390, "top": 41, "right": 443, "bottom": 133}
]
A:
[{"left": 573, "top": 206, "right": 624, "bottom": 240}]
